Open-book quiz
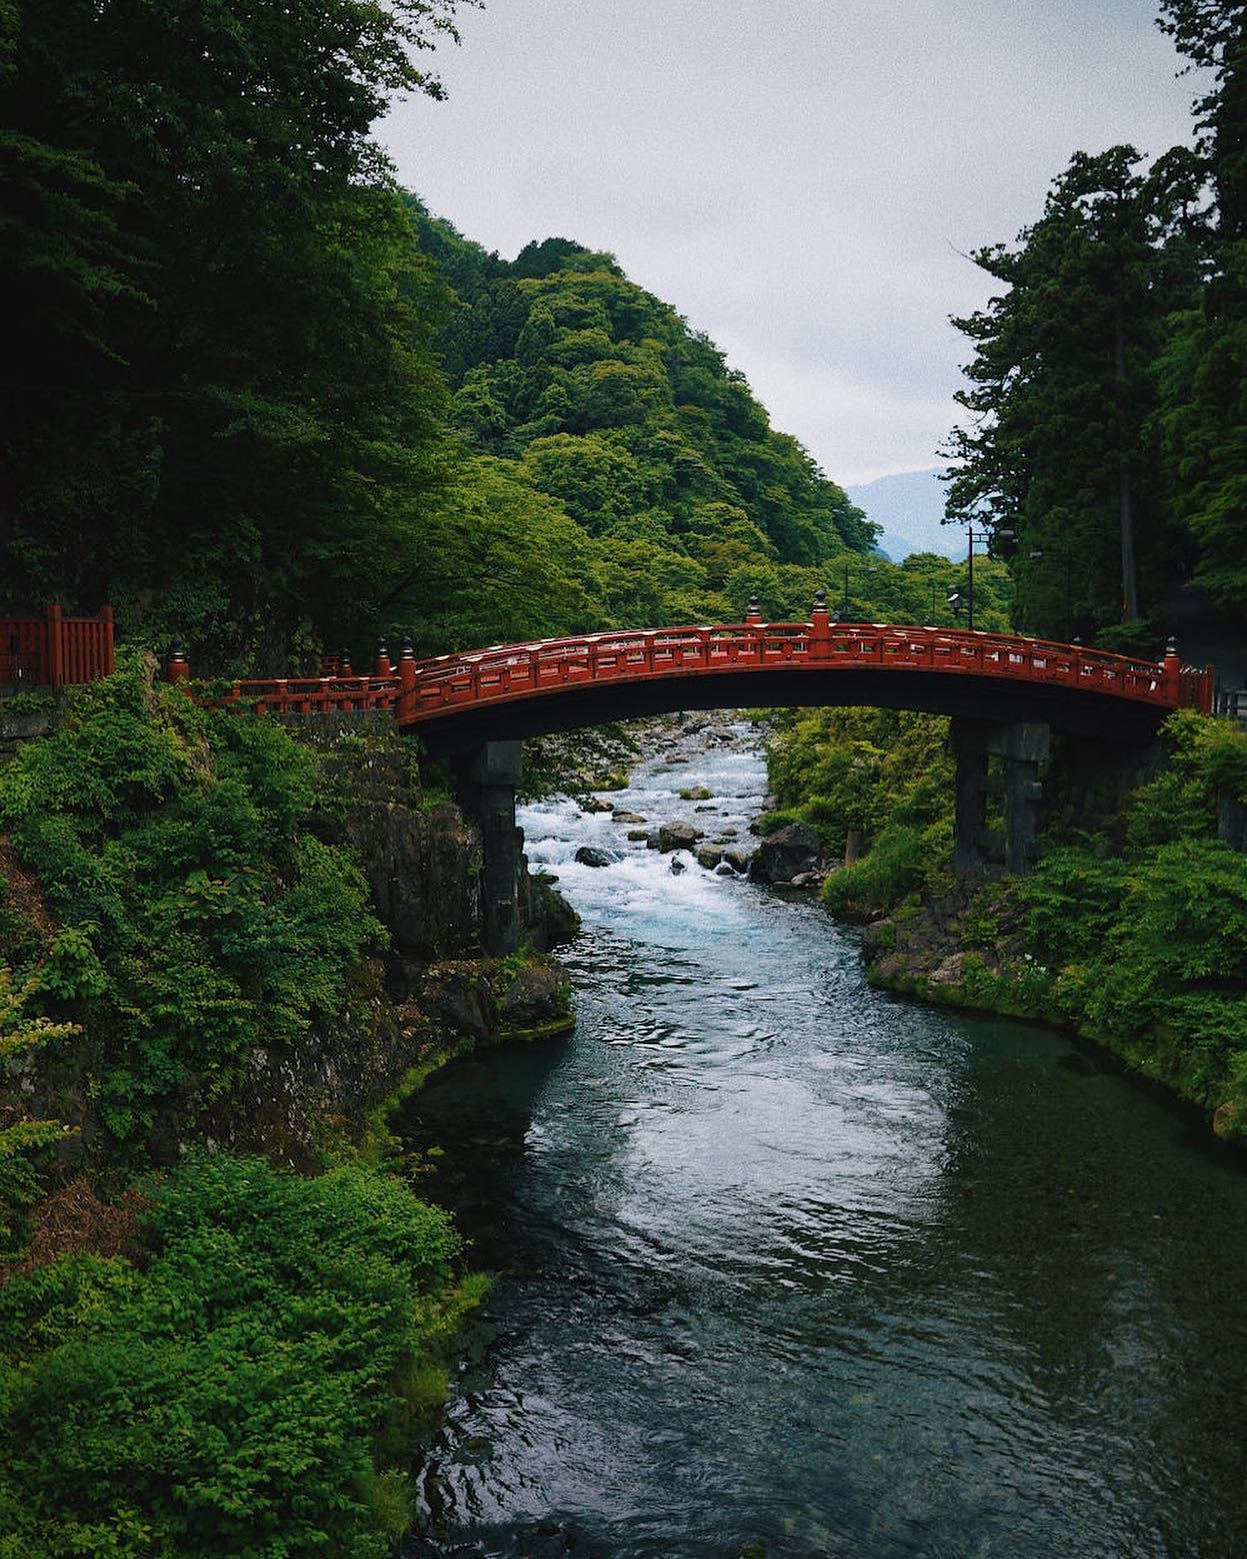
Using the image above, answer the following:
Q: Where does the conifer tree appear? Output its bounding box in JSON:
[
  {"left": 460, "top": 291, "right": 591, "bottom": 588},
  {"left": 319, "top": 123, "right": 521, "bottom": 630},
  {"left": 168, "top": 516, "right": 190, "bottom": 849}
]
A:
[{"left": 944, "top": 146, "right": 1201, "bottom": 642}]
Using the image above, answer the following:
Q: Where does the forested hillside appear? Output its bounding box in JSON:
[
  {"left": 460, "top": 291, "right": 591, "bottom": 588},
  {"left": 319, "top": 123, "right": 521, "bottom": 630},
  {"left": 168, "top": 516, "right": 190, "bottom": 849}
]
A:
[
  {"left": 0, "top": 0, "right": 883, "bottom": 669},
  {"left": 943, "top": 0, "right": 1247, "bottom": 650},
  {"left": 406, "top": 207, "right": 876, "bottom": 635}
]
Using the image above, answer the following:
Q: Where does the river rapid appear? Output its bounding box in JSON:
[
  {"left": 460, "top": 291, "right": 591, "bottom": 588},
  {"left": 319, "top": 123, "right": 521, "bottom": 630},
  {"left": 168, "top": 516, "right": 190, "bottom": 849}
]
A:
[{"left": 399, "top": 718, "right": 1247, "bottom": 1558}]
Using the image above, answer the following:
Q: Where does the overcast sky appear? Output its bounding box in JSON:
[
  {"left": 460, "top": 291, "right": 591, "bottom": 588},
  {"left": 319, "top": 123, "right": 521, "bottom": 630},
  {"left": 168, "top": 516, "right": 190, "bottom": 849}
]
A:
[{"left": 381, "top": 0, "right": 1204, "bottom": 486}]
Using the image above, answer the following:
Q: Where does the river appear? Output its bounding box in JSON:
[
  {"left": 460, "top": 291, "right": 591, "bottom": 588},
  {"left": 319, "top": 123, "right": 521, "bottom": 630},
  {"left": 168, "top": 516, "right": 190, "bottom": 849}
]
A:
[{"left": 399, "top": 718, "right": 1247, "bottom": 1558}]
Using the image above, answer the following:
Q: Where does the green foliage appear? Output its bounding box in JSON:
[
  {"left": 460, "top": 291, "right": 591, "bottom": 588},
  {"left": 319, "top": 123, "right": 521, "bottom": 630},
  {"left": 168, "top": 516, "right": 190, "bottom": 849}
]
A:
[
  {"left": 0, "top": 1153, "right": 471, "bottom": 1557},
  {"left": 1015, "top": 714, "right": 1247, "bottom": 1122},
  {"left": 0, "top": 652, "right": 382, "bottom": 1147},
  {"left": 764, "top": 707, "right": 954, "bottom": 915},
  {"left": 1020, "top": 837, "right": 1247, "bottom": 1117},
  {"left": 0, "top": 968, "right": 78, "bottom": 1253},
  {"left": 401, "top": 205, "right": 880, "bottom": 639},
  {"left": 823, "top": 821, "right": 952, "bottom": 916},
  {"left": 0, "top": 0, "right": 469, "bottom": 658},
  {"left": 1150, "top": 13, "right": 1247, "bottom": 615},
  {"left": 1126, "top": 708, "right": 1247, "bottom": 845},
  {"left": 768, "top": 707, "right": 953, "bottom": 862}
]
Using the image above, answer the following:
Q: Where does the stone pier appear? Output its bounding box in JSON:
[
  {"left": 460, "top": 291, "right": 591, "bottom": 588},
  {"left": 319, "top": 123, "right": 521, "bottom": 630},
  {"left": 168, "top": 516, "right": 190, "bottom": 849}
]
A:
[
  {"left": 453, "top": 740, "right": 524, "bottom": 955},
  {"left": 951, "top": 718, "right": 1050, "bottom": 875}
]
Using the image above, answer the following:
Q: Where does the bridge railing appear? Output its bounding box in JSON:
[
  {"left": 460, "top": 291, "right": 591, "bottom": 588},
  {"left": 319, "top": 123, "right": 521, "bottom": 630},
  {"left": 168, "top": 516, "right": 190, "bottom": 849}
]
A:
[
  {"left": 196, "top": 675, "right": 401, "bottom": 716},
  {"left": 165, "top": 620, "right": 1213, "bottom": 724},
  {"left": 400, "top": 622, "right": 1209, "bottom": 721}
]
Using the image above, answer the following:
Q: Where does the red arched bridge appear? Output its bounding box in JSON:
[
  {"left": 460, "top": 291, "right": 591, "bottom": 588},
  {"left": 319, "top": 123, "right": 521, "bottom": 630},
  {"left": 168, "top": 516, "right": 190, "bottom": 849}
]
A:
[
  {"left": 166, "top": 603, "right": 1213, "bottom": 954},
  {"left": 171, "top": 604, "right": 1212, "bottom": 753},
  {"left": 0, "top": 600, "right": 1216, "bottom": 955}
]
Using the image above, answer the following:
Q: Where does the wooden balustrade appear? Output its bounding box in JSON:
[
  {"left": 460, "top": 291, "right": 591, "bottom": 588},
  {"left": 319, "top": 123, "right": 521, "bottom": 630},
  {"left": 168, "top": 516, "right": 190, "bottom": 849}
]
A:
[
  {"left": 0, "top": 605, "right": 114, "bottom": 689},
  {"left": 158, "top": 620, "right": 1212, "bottom": 728}
]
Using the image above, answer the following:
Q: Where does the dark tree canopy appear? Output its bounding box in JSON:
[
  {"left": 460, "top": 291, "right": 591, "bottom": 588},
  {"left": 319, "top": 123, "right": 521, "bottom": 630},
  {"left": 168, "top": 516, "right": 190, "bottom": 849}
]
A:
[
  {"left": 1153, "top": 0, "right": 1247, "bottom": 616},
  {"left": 0, "top": 0, "right": 467, "bottom": 664}
]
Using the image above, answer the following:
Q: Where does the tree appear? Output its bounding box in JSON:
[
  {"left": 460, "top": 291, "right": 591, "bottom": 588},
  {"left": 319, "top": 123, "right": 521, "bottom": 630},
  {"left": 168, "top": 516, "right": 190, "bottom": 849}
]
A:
[
  {"left": 1153, "top": 1, "right": 1247, "bottom": 617},
  {"left": 0, "top": 0, "right": 468, "bottom": 662},
  {"left": 944, "top": 146, "right": 1201, "bottom": 641}
]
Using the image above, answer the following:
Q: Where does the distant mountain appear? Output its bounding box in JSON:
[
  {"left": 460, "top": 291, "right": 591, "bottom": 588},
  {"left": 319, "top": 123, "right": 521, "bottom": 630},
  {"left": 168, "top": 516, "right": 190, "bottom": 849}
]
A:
[{"left": 846, "top": 468, "right": 964, "bottom": 561}]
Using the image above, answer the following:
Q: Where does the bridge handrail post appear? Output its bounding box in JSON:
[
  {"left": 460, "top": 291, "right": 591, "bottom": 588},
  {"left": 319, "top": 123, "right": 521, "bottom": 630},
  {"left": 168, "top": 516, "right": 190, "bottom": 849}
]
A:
[
  {"left": 165, "top": 641, "right": 191, "bottom": 686},
  {"left": 44, "top": 603, "right": 66, "bottom": 689},
  {"left": 396, "top": 637, "right": 417, "bottom": 722},
  {"left": 809, "top": 590, "right": 831, "bottom": 661},
  {"left": 99, "top": 605, "right": 116, "bottom": 676},
  {"left": 1161, "top": 638, "right": 1181, "bottom": 706}
]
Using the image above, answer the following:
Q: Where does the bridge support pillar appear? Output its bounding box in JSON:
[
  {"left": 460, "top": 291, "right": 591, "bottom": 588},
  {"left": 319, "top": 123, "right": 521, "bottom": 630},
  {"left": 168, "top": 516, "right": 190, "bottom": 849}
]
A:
[
  {"left": 951, "top": 719, "right": 1049, "bottom": 876},
  {"left": 453, "top": 740, "right": 524, "bottom": 956}
]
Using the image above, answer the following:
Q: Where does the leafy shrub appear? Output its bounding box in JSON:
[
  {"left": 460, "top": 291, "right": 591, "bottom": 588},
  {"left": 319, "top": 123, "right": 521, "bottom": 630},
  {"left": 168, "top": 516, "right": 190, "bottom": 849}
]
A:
[
  {"left": 823, "top": 819, "right": 951, "bottom": 914},
  {"left": 0, "top": 970, "right": 78, "bottom": 1254},
  {"left": 0, "top": 1154, "right": 469, "bottom": 1558},
  {"left": 1020, "top": 846, "right": 1131, "bottom": 965},
  {"left": 767, "top": 707, "right": 951, "bottom": 874},
  {"left": 0, "top": 651, "right": 384, "bottom": 1146},
  {"left": 1125, "top": 709, "right": 1247, "bottom": 846}
]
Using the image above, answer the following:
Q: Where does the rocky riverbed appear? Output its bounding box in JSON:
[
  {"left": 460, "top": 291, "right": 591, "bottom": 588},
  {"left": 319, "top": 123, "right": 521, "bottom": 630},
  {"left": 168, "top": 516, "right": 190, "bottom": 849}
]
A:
[{"left": 544, "top": 713, "right": 830, "bottom": 891}]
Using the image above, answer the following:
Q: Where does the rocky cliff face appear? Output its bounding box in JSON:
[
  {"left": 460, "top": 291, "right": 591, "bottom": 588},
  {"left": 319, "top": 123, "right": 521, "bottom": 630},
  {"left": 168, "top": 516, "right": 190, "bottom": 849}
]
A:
[
  {"left": 190, "top": 727, "right": 580, "bottom": 1166},
  {"left": 13, "top": 718, "right": 580, "bottom": 1172}
]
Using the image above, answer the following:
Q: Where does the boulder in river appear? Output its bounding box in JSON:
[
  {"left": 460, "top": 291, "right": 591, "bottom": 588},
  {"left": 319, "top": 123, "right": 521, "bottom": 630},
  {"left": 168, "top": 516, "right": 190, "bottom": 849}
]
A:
[
  {"left": 575, "top": 845, "right": 620, "bottom": 868},
  {"left": 627, "top": 829, "right": 650, "bottom": 841},
  {"left": 612, "top": 811, "right": 647, "bottom": 824},
  {"left": 696, "top": 845, "right": 724, "bottom": 870},
  {"left": 658, "top": 820, "right": 703, "bottom": 852},
  {"left": 750, "top": 823, "right": 821, "bottom": 884},
  {"left": 580, "top": 797, "right": 614, "bottom": 814},
  {"left": 724, "top": 848, "right": 753, "bottom": 874},
  {"left": 714, "top": 861, "right": 736, "bottom": 876},
  {"left": 669, "top": 854, "right": 687, "bottom": 874},
  {"left": 678, "top": 785, "right": 713, "bottom": 801}
]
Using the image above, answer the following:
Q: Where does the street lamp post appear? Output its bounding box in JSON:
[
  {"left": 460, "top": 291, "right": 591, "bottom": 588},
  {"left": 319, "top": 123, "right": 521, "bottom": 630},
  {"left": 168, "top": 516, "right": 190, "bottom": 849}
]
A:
[{"left": 964, "top": 528, "right": 1015, "bottom": 632}]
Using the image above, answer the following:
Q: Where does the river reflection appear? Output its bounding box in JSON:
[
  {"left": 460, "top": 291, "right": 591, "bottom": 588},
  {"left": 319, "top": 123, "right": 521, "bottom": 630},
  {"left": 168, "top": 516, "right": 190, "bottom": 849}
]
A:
[{"left": 400, "top": 720, "right": 1247, "bottom": 1558}]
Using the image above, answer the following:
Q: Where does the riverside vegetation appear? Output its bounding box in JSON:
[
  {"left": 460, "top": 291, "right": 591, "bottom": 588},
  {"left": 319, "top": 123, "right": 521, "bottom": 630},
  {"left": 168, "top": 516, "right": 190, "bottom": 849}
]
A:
[
  {"left": 0, "top": 653, "right": 572, "bottom": 1555},
  {"left": 4, "top": 0, "right": 1247, "bottom": 1549},
  {"left": 764, "top": 704, "right": 1247, "bottom": 1141}
]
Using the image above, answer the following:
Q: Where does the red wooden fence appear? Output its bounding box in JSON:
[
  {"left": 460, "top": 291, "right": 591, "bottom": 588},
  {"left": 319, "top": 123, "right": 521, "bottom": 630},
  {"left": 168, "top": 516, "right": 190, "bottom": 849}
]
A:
[{"left": 0, "top": 605, "right": 115, "bottom": 689}]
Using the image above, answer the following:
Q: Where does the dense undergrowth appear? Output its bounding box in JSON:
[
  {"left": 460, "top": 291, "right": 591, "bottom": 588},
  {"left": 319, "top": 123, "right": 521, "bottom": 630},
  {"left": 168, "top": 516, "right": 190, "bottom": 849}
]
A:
[
  {"left": 0, "top": 649, "right": 382, "bottom": 1155},
  {"left": 0, "top": 1154, "right": 481, "bottom": 1556},
  {"left": 0, "top": 654, "right": 488, "bottom": 1554},
  {"left": 767, "top": 706, "right": 1247, "bottom": 1136}
]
